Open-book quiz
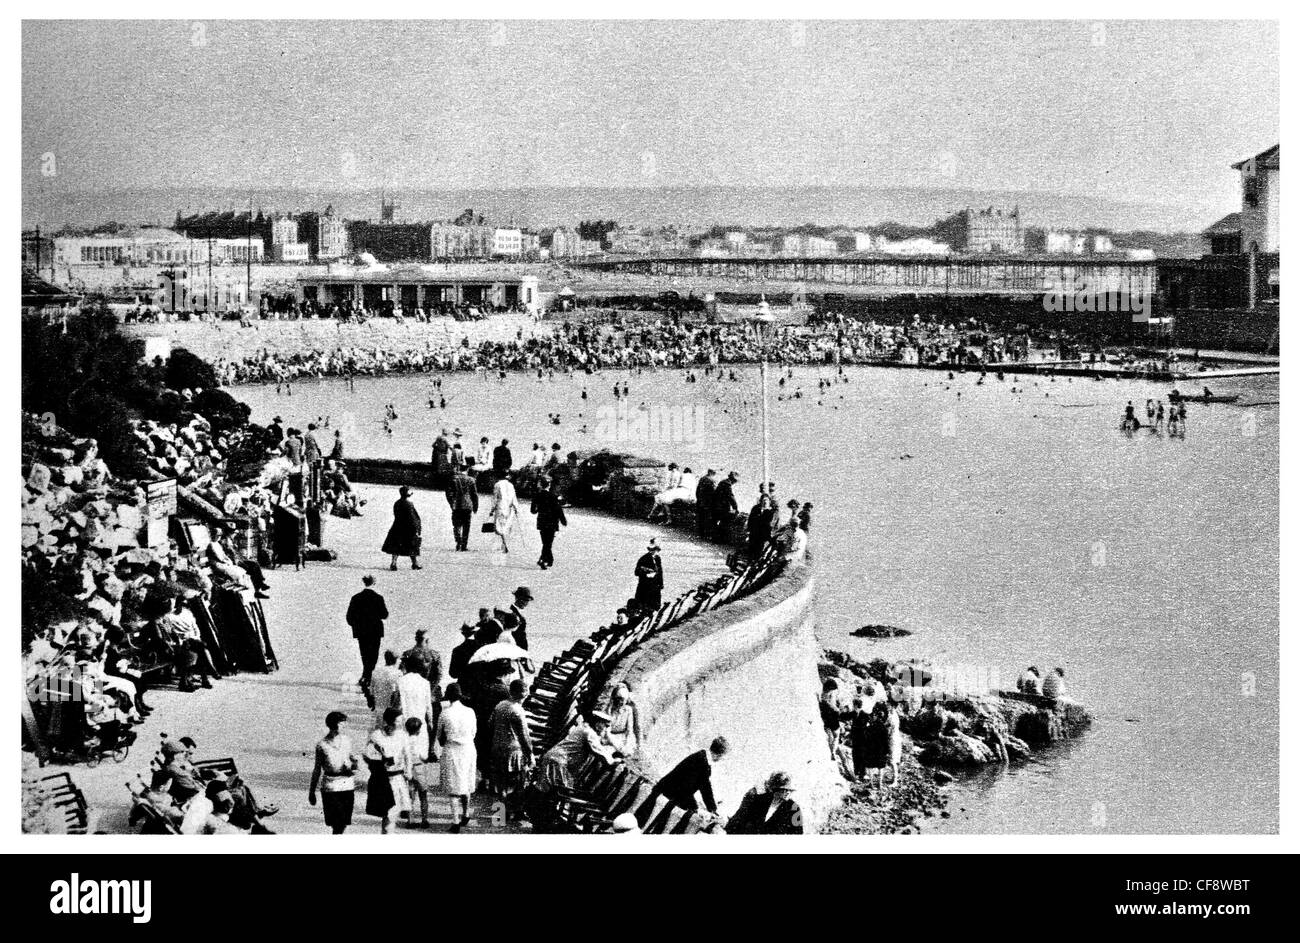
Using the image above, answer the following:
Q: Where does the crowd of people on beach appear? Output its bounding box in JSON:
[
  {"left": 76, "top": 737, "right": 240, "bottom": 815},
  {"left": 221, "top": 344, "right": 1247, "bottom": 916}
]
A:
[{"left": 204, "top": 311, "right": 1126, "bottom": 387}]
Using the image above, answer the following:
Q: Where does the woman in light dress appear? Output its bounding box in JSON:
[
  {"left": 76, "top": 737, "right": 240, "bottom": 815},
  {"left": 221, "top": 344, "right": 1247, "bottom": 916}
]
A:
[
  {"left": 538, "top": 712, "right": 619, "bottom": 790},
  {"left": 435, "top": 683, "right": 478, "bottom": 831},
  {"left": 489, "top": 679, "right": 534, "bottom": 822},
  {"left": 490, "top": 475, "right": 521, "bottom": 553},
  {"left": 364, "top": 707, "right": 412, "bottom": 834},
  {"left": 604, "top": 683, "right": 643, "bottom": 756}
]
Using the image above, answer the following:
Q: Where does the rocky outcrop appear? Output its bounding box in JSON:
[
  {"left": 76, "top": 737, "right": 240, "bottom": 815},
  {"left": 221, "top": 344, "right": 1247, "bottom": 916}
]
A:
[
  {"left": 820, "top": 649, "right": 1092, "bottom": 773},
  {"left": 20, "top": 410, "right": 284, "bottom": 650}
]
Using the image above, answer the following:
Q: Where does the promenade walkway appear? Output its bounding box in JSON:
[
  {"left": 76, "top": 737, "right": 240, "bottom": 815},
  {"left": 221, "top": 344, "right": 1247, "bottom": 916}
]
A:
[{"left": 72, "top": 482, "right": 726, "bottom": 834}]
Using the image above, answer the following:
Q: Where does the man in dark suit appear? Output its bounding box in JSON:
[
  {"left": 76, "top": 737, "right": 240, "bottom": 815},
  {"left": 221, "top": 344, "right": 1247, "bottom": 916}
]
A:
[
  {"left": 492, "top": 438, "right": 513, "bottom": 478},
  {"left": 694, "top": 469, "right": 717, "bottom": 538},
  {"left": 345, "top": 574, "right": 388, "bottom": 705},
  {"left": 504, "top": 585, "right": 533, "bottom": 650},
  {"left": 712, "top": 471, "right": 739, "bottom": 542},
  {"left": 653, "top": 736, "right": 729, "bottom": 814},
  {"left": 446, "top": 458, "right": 480, "bottom": 551},
  {"left": 633, "top": 539, "right": 664, "bottom": 612},
  {"left": 529, "top": 476, "right": 567, "bottom": 570}
]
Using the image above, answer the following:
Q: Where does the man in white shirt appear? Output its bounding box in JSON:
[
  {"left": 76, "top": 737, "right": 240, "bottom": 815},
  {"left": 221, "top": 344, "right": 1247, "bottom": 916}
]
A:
[{"left": 369, "top": 650, "right": 402, "bottom": 725}]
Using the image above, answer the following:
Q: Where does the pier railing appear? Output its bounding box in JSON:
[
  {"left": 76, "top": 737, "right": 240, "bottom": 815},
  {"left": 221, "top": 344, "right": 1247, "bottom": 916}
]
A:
[
  {"left": 522, "top": 542, "right": 787, "bottom": 754},
  {"left": 520, "top": 543, "right": 788, "bottom": 833}
]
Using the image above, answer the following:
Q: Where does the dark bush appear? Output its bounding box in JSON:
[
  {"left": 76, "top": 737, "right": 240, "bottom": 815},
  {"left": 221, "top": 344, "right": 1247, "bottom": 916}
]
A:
[
  {"left": 165, "top": 347, "right": 219, "bottom": 391},
  {"left": 191, "top": 388, "right": 251, "bottom": 438}
]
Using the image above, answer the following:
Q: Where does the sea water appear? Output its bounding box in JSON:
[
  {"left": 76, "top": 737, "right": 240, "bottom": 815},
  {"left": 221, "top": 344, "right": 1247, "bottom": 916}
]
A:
[{"left": 237, "top": 364, "right": 1279, "bottom": 833}]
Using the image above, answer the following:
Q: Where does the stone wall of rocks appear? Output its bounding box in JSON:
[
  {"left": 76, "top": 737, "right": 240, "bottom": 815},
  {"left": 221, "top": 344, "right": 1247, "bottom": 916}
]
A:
[{"left": 22, "top": 416, "right": 149, "bottom": 568}]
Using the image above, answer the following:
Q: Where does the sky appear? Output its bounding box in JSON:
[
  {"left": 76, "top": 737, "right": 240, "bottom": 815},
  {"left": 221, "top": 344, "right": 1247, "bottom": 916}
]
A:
[{"left": 22, "top": 19, "right": 1279, "bottom": 213}]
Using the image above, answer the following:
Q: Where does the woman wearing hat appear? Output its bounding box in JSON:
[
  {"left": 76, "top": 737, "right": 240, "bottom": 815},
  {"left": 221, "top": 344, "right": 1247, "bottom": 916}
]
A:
[
  {"left": 309, "top": 710, "right": 359, "bottom": 834},
  {"left": 604, "top": 682, "right": 643, "bottom": 756},
  {"left": 489, "top": 472, "right": 521, "bottom": 554},
  {"left": 724, "top": 771, "right": 804, "bottom": 835},
  {"left": 538, "top": 711, "right": 620, "bottom": 791},
  {"left": 381, "top": 486, "right": 423, "bottom": 571},
  {"left": 633, "top": 539, "right": 664, "bottom": 611}
]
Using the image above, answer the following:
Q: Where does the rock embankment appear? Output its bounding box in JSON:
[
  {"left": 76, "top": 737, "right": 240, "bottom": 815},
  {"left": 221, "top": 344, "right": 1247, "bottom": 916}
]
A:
[
  {"left": 22, "top": 416, "right": 147, "bottom": 569},
  {"left": 817, "top": 649, "right": 1093, "bottom": 834}
]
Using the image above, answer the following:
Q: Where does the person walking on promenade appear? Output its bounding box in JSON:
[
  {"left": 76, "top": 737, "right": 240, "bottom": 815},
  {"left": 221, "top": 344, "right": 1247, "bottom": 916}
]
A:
[
  {"left": 502, "top": 586, "right": 533, "bottom": 650},
  {"left": 490, "top": 473, "right": 521, "bottom": 553},
  {"left": 712, "top": 471, "right": 739, "bottom": 542},
  {"left": 329, "top": 428, "right": 345, "bottom": 462},
  {"left": 381, "top": 485, "right": 423, "bottom": 570},
  {"left": 401, "top": 629, "right": 443, "bottom": 692},
  {"left": 634, "top": 539, "right": 664, "bottom": 612},
  {"left": 489, "top": 679, "right": 534, "bottom": 823},
  {"left": 435, "top": 683, "right": 478, "bottom": 831},
  {"left": 308, "top": 710, "right": 359, "bottom": 834},
  {"left": 364, "top": 707, "right": 411, "bottom": 834},
  {"left": 370, "top": 650, "right": 402, "bottom": 724},
  {"left": 446, "top": 459, "right": 479, "bottom": 552},
  {"left": 695, "top": 469, "right": 718, "bottom": 538},
  {"left": 653, "top": 736, "right": 729, "bottom": 815},
  {"left": 346, "top": 574, "right": 388, "bottom": 704},
  {"left": 530, "top": 476, "right": 568, "bottom": 570},
  {"left": 397, "top": 659, "right": 435, "bottom": 827}
]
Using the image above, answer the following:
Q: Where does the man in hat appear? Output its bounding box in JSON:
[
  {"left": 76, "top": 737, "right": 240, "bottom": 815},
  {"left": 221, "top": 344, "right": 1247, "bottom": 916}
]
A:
[
  {"left": 346, "top": 574, "right": 388, "bottom": 703},
  {"left": 448, "top": 623, "right": 481, "bottom": 684},
  {"left": 746, "top": 485, "right": 777, "bottom": 560},
  {"left": 304, "top": 422, "right": 323, "bottom": 469},
  {"left": 633, "top": 539, "right": 664, "bottom": 612},
  {"left": 401, "top": 629, "right": 443, "bottom": 691},
  {"left": 445, "top": 458, "right": 479, "bottom": 552},
  {"left": 712, "top": 471, "right": 739, "bottom": 542},
  {"left": 267, "top": 416, "right": 284, "bottom": 448},
  {"left": 505, "top": 586, "right": 533, "bottom": 650},
  {"left": 694, "top": 469, "right": 717, "bottom": 538},
  {"left": 529, "top": 476, "right": 567, "bottom": 570}
]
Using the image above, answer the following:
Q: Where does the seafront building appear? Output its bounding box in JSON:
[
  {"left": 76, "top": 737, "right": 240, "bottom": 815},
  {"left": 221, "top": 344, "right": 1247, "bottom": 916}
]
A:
[
  {"left": 959, "top": 206, "right": 1025, "bottom": 254},
  {"left": 53, "top": 229, "right": 265, "bottom": 267},
  {"left": 296, "top": 267, "right": 539, "bottom": 314},
  {"left": 1202, "top": 144, "right": 1280, "bottom": 256}
]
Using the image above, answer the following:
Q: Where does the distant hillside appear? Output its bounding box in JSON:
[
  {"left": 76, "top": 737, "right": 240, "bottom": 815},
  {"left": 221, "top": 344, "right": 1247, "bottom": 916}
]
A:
[{"left": 22, "top": 184, "right": 1217, "bottom": 235}]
